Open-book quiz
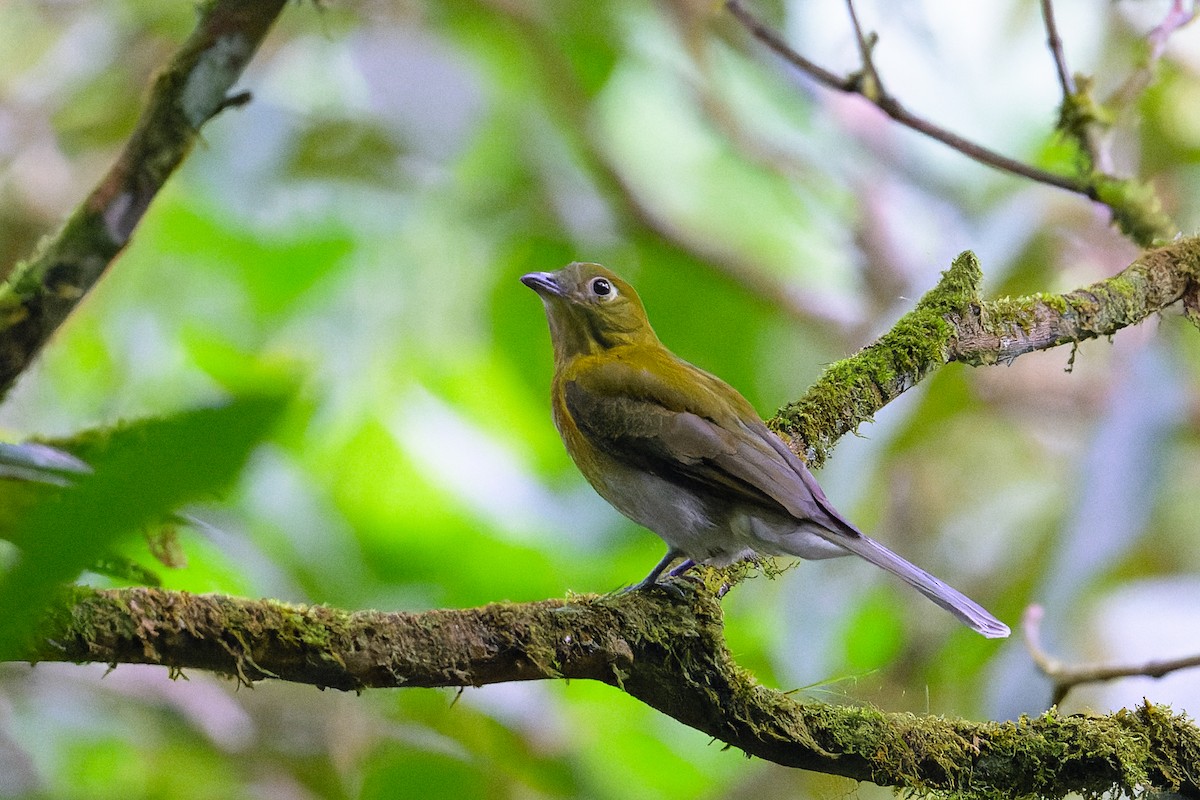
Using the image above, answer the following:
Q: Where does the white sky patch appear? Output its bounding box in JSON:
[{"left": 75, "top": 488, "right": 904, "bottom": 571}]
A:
[
  {"left": 1082, "top": 578, "right": 1200, "bottom": 712},
  {"left": 388, "top": 389, "right": 615, "bottom": 548}
]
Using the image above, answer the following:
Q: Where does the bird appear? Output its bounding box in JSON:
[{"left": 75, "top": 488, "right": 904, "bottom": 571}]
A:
[{"left": 521, "top": 262, "right": 1009, "bottom": 639}]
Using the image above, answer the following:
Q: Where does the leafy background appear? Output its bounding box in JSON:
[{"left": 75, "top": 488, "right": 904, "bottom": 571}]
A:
[{"left": 2, "top": 0, "right": 1200, "bottom": 797}]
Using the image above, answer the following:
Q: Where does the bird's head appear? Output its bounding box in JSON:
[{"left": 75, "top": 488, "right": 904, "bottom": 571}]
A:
[{"left": 521, "top": 263, "right": 659, "bottom": 361}]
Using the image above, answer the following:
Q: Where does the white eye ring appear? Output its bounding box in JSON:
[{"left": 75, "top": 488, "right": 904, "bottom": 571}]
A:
[{"left": 590, "top": 277, "right": 615, "bottom": 298}]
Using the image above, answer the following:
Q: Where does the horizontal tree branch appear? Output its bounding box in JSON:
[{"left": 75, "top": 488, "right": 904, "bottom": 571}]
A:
[
  {"left": 27, "top": 585, "right": 1200, "bottom": 798},
  {"left": 1025, "top": 605, "right": 1200, "bottom": 707},
  {"left": 0, "top": 0, "right": 287, "bottom": 398}
]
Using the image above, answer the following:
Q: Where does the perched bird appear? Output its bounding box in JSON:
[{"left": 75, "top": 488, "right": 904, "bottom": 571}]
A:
[{"left": 522, "top": 262, "right": 1009, "bottom": 638}]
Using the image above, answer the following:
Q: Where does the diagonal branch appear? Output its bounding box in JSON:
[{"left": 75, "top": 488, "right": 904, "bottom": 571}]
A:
[
  {"left": 0, "top": 0, "right": 288, "bottom": 397},
  {"left": 770, "top": 240, "right": 1200, "bottom": 466},
  {"left": 724, "top": 0, "right": 1089, "bottom": 197},
  {"left": 28, "top": 586, "right": 1200, "bottom": 797},
  {"left": 725, "top": 0, "right": 1177, "bottom": 246}
]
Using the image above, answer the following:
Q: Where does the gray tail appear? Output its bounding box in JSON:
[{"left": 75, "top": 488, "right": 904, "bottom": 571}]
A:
[{"left": 831, "top": 529, "right": 1010, "bottom": 639}]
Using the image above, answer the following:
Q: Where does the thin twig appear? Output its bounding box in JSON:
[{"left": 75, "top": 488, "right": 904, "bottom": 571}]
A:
[
  {"left": 1040, "top": 0, "right": 1076, "bottom": 99},
  {"left": 1149, "top": 0, "right": 1197, "bottom": 60},
  {"left": 1108, "top": 0, "right": 1198, "bottom": 109},
  {"left": 1025, "top": 605, "right": 1200, "bottom": 707},
  {"left": 844, "top": 0, "right": 881, "bottom": 99},
  {"left": 1038, "top": 0, "right": 1106, "bottom": 173},
  {"left": 726, "top": 0, "right": 1092, "bottom": 198}
]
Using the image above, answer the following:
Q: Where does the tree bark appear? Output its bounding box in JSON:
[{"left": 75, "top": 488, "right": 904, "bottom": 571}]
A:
[
  {"left": 28, "top": 585, "right": 1200, "bottom": 798},
  {"left": 0, "top": 0, "right": 287, "bottom": 397}
]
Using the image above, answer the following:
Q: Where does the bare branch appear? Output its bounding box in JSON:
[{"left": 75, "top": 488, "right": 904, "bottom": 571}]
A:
[
  {"left": 726, "top": 1, "right": 1178, "bottom": 246},
  {"left": 1150, "top": 0, "right": 1197, "bottom": 63},
  {"left": 844, "top": 0, "right": 882, "bottom": 101},
  {"left": 0, "top": 0, "right": 289, "bottom": 397},
  {"left": 1108, "top": 0, "right": 1198, "bottom": 110},
  {"left": 725, "top": 0, "right": 1090, "bottom": 197},
  {"left": 1025, "top": 605, "right": 1200, "bottom": 707},
  {"left": 1040, "top": 0, "right": 1076, "bottom": 99}
]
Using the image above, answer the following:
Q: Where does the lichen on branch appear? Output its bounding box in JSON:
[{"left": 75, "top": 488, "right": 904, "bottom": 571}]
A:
[{"left": 771, "top": 239, "right": 1200, "bottom": 466}]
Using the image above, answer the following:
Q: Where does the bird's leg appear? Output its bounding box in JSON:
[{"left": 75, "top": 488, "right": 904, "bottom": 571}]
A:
[
  {"left": 624, "top": 548, "right": 685, "bottom": 594},
  {"left": 667, "top": 558, "right": 696, "bottom": 577}
]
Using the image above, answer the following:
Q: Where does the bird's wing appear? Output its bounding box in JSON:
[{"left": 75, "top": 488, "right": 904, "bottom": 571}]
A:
[
  {"left": 562, "top": 353, "right": 829, "bottom": 521},
  {"left": 565, "top": 353, "right": 1011, "bottom": 639}
]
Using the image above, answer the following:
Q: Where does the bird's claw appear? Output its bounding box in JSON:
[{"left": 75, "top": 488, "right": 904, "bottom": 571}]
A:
[
  {"left": 667, "top": 558, "right": 696, "bottom": 578},
  {"left": 621, "top": 577, "right": 689, "bottom": 599}
]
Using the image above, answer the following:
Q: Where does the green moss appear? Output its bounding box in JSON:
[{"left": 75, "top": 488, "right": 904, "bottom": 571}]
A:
[
  {"left": 1057, "top": 78, "right": 1113, "bottom": 144},
  {"left": 1037, "top": 293, "right": 1070, "bottom": 315},
  {"left": 770, "top": 252, "right": 983, "bottom": 465},
  {"left": 916, "top": 251, "right": 984, "bottom": 315},
  {"left": 27, "top": 585, "right": 1200, "bottom": 796},
  {"left": 1093, "top": 175, "right": 1176, "bottom": 247},
  {"left": 1105, "top": 275, "right": 1141, "bottom": 300},
  {"left": 29, "top": 586, "right": 140, "bottom": 666},
  {"left": 274, "top": 603, "right": 335, "bottom": 651}
]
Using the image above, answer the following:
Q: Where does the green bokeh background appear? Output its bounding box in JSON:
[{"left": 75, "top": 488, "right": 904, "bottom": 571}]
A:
[{"left": 3, "top": 1, "right": 1200, "bottom": 797}]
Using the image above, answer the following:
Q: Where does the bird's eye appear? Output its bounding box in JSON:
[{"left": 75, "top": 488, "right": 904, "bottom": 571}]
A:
[{"left": 590, "top": 277, "right": 613, "bottom": 297}]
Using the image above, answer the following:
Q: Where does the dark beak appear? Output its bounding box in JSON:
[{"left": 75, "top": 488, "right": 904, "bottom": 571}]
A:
[{"left": 520, "top": 272, "right": 562, "bottom": 297}]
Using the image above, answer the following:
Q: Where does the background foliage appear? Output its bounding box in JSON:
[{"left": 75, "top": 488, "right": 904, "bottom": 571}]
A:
[{"left": 2, "top": 0, "right": 1200, "bottom": 797}]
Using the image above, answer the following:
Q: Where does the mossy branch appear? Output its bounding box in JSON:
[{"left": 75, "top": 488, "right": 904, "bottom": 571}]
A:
[
  {"left": 771, "top": 239, "right": 1200, "bottom": 466},
  {"left": 6, "top": 3, "right": 1200, "bottom": 796},
  {"left": 0, "top": 0, "right": 288, "bottom": 398},
  {"left": 15, "top": 240, "right": 1200, "bottom": 795},
  {"left": 25, "top": 585, "right": 1200, "bottom": 798}
]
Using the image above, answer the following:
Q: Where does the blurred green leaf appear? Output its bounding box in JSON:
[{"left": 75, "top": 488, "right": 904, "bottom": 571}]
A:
[
  {"left": 0, "top": 392, "right": 289, "bottom": 657},
  {"left": 361, "top": 750, "right": 489, "bottom": 800},
  {"left": 842, "top": 588, "right": 905, "bottom": 673},
  {"left": 137, "top": 197, "right": 355, "bottom": 318},
  {"left": 286, "top": 116, "right": 407, "bottom": 186}
]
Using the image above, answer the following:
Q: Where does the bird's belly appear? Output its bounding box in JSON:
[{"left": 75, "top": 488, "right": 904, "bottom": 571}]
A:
[
  {"left": 735, "top": 513, "right": 851, "bottom": 560},
  {"left": 591, "top": 466, "right": 752, "bottom": 565},
  {"left": 580, "top": 450, "right": 850, "bottom": 566}
]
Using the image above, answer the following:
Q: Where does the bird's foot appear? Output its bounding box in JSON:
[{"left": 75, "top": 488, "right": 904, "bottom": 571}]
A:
[
  {"left": 614, "top": 549, "right": 711, "bottom": 598},
  {"left": 667, "top": 558, "right": 696, "bottom": 577},
  {"left": 620, "top": 576, "right": 687, "bottom": 599}
]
